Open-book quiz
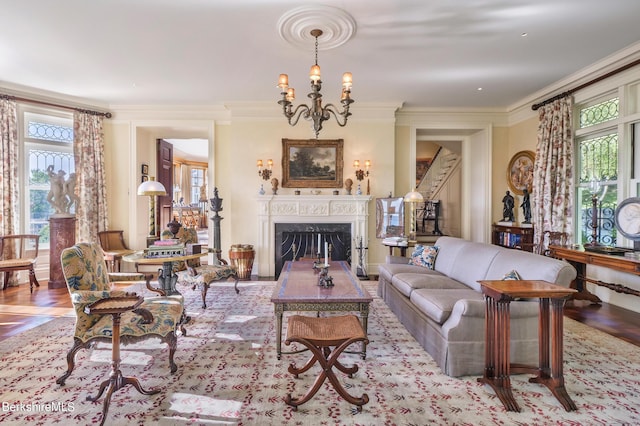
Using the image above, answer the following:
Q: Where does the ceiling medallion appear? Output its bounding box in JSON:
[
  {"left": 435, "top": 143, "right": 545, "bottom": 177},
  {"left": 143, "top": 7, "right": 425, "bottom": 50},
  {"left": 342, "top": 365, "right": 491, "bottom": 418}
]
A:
[
  {"left": 276, "top": 6, "right": 356, "bottom": 138},
  {"left": 277, "top": 5, "right": 356, "bottom": 51}
]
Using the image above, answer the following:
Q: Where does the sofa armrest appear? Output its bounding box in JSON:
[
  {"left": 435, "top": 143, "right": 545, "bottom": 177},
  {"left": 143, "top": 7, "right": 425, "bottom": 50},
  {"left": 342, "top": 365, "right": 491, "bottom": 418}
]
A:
[
  {"left": 386, "top": 255, "right": 409, "bottom": 264},
  {"left": 442, "top": 298, "right": 539, "bottom": 340}
]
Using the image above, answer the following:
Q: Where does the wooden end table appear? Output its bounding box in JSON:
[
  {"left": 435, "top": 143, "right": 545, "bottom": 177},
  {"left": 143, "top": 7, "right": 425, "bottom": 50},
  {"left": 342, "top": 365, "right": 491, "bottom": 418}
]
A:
[
  {"left": 477, "top": 280, "right": 578, "bottom": 412},
  {"left": 84, "top": 296, "right": 160, "bottom": 426}
]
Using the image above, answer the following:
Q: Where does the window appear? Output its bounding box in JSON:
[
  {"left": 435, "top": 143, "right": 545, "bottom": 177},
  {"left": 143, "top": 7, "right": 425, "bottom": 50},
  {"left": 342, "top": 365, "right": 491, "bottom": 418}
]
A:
[
  {"left": 22, "top": 111, "right": 74, "bottom": 248},
  {"left": 574, "top": 89, "right": 640, "bottom": 247},
  {"left": 190, "top": 167, "right": 206, "bottom": 203},
  {"left": 576, "top": 130, "right": 618, "bottom": 245}
]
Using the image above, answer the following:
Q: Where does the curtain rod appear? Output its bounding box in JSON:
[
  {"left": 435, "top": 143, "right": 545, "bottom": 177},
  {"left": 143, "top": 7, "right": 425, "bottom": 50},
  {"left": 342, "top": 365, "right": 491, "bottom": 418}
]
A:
[
  {"left": 531, "top": 57, "right": 640, "bottom": 111},
  {"left": 0, "top": 93, "right": 112, "bottom": 118}
]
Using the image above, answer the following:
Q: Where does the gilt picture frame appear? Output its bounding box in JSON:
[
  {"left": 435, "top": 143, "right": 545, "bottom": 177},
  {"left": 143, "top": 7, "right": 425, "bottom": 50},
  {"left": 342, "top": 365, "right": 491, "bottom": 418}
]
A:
[
  {"left": 507, "top": 150, "right": 535, "bottom": 195},
  {"left": 282, "top": 139, "right": 344, "bottom": 188}
]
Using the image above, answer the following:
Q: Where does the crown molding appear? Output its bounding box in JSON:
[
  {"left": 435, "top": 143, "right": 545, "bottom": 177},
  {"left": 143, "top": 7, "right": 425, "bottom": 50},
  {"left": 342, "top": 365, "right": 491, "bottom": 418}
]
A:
[
  {"left": 0, "top": 81, "right": 110, "bottom": 112},
  {"left": 108, "top": 104, "right": 231, "bottom": 123},
  {"left": 507, "top": 40, "right": 640, "bottom": 115},
  {"left": 396, "top": 108, "right": 509, "bottom": 127}
]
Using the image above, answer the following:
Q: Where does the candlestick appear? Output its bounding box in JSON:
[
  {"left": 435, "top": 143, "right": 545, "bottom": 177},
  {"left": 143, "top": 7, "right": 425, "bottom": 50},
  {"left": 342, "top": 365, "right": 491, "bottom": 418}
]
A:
[{"left": 324, "top": 242, "right": 328, "bottom": 266}]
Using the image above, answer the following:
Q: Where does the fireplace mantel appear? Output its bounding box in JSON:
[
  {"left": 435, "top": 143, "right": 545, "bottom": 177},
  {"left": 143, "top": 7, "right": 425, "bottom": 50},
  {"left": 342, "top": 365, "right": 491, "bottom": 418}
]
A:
[{"left": 256, "top": 194, "right": 372, "bottom": 277}]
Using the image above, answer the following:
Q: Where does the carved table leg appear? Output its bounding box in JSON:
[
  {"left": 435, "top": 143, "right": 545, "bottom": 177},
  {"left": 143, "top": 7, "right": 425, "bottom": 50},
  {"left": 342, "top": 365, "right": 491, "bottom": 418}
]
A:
[
  {"left": 275, "top": 305, "right": 283, "bottom": 360},
  {"left": 478, "top": 296, "right": 521, "bottom": 412},
  {"left": 529, "top": 298, "right": 577, "bottom": 411},
  {"left": 87, "top": 313, "right": 160, "bottom": 425}
]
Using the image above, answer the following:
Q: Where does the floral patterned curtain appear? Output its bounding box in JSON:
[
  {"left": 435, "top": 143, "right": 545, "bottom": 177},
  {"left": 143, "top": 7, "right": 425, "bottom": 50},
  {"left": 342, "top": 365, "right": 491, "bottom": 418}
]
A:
[
  {"left": 0, "top": 97, "right": 18, "bottom": 236},
  {"left": 73, "top": 111, "right": 108, "bottom": 243},
  {"left": 532, "top": 97, "right": 574, "bottom": 253}
]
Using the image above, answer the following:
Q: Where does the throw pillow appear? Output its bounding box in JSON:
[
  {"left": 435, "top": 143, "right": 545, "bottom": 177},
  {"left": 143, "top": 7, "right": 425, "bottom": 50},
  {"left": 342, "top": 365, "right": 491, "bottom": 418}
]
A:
[
  {"left": 408, "top": 245, "right": 439, "bottom": 270},
  {"left": 502, "top": 270, "right": 521, "bottom": 280}
]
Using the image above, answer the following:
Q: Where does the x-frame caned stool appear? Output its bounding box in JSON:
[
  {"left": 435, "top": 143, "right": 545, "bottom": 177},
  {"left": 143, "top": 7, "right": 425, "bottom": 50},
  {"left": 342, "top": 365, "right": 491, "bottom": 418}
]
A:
[{"left": 284, "top": 314, "right": 369, "bottom": 411}]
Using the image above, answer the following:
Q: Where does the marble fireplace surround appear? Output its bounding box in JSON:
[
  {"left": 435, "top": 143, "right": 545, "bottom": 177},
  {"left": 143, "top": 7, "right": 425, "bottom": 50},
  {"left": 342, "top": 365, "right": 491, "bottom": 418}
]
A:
[{"left": 256, "top": 194, "right": 372, "bottom": 277}]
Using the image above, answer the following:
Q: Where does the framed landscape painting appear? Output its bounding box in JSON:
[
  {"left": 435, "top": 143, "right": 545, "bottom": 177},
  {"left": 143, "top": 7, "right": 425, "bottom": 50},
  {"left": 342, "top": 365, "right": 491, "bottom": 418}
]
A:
[{"left": 282, "top": 139, "right": 343, "bottom": 188}]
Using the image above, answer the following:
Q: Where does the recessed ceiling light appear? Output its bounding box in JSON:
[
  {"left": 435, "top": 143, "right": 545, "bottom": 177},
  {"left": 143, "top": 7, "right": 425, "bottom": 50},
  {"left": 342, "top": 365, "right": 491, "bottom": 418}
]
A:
[
  {"left": 521, "top": 32, "right": 528, "bottom": 37},
  {"left": 477, "top": 87, "right": 483, "bottom": 91}
]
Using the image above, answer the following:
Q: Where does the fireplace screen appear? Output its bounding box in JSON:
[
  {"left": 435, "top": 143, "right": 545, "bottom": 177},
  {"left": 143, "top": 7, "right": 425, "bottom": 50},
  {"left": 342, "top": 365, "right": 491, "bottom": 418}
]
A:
[{"left": 275, "top": 223, "right": 351, "bottom": 279}]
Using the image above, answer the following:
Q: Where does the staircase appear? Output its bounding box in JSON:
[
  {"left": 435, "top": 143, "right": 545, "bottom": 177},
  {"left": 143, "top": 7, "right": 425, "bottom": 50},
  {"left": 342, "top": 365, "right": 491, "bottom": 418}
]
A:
[{"left": 417, "top": 147, "right": 460, "bottom": 200}]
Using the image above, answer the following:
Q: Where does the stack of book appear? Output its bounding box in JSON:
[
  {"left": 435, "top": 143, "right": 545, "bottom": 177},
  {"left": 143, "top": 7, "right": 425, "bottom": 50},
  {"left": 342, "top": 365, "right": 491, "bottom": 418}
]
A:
[{"left": 146, "top": 240, "right": 185, "bottom": 258}]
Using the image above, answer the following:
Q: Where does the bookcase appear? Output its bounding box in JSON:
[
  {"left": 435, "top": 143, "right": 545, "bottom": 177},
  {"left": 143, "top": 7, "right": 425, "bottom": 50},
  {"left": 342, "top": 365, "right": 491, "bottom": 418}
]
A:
[{"left": 491, "top": 223, "right": 534, "bottom": 252}]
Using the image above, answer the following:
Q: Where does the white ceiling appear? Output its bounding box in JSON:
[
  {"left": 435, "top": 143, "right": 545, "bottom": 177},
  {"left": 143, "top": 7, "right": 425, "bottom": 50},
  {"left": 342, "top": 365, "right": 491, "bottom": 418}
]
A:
[
  {"left": 2, "top": 0, "right": 640, "bottom": 112},
  {"left": 166, "top": 138, "right": 208, "bottom": 163}
]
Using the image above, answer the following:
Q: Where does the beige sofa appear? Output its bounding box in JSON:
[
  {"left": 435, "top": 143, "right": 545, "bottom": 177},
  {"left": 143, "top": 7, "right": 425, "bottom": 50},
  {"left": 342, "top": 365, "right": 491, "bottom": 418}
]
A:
[{"left": 377, "top": 236, "right": 577, "bottom": 377}]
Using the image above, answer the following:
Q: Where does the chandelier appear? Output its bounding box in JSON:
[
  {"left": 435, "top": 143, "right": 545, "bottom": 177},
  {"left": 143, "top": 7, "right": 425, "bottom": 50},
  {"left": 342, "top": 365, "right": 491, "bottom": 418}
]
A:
[{"left": 277, "top": 29, "right": 354, "bottom": 139}]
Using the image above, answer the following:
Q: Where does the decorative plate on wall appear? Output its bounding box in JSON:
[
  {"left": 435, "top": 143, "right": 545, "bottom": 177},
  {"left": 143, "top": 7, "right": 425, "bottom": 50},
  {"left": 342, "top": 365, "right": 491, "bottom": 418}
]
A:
[
  {"left": 507, "top": 150, "right": 535, "bottom": 195},
  {"left": 614, "top": 197, "right": 640, "bottom": 240}
]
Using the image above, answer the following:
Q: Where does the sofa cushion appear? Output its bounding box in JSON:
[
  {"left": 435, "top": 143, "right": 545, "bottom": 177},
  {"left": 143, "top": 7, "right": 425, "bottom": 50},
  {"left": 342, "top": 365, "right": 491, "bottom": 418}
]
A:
[
  {"left": 391, "top": 272, "right": 464, "bottom": 297},
  {"left": 410, "top": 288, "right": 484, "bottom": 325},
  {"left": 444, "top": 242, "right": 502, "bottom": 291},
  {"left": 409, "top": 245, "right": 439, "bottom": 269},
  {"left": 378, "top": 263, "right": 436, "bottom": 283}
]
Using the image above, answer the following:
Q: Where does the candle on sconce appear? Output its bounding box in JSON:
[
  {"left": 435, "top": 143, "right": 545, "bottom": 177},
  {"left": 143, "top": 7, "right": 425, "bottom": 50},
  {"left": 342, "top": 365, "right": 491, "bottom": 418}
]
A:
[{"left": 324, "top": 242, "right": 328, "bottom": 266}]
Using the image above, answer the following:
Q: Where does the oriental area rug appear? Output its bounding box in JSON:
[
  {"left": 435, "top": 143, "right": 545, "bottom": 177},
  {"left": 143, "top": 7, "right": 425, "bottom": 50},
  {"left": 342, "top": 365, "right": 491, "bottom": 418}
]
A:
[{"left": 1, "top": 280, "right": 639, "bottom": 425}]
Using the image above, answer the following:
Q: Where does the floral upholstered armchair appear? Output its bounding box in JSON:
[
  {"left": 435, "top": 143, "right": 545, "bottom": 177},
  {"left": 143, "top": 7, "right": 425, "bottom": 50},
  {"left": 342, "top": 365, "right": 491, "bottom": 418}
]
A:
[{"left": 56, "top": 242, "right": 184, "bottom": 386}]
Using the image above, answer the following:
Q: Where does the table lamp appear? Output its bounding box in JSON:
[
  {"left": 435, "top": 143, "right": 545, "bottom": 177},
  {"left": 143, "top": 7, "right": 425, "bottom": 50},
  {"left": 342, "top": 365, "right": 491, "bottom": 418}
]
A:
[
  {"left": 404, "top": 188, "right": 424, "bottom": 242},
  {"left": 137, "top": 177, "right": 167, "bottom": 244}
]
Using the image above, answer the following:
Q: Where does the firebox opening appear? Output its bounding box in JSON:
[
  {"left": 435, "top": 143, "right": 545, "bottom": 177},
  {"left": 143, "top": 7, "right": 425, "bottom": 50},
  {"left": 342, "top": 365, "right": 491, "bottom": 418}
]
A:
[{"left": 275, "top": 223, "right": 351, "bottom": 279}]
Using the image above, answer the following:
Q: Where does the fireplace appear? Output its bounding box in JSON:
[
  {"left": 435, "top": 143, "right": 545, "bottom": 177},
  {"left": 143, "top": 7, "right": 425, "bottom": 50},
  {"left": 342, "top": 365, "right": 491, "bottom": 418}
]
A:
[
  {"left": 275, "top": 223, "right": 351, "bottom": 279},
  {"left": 256, "top": 194, "right": 372, "bottom": 277}
]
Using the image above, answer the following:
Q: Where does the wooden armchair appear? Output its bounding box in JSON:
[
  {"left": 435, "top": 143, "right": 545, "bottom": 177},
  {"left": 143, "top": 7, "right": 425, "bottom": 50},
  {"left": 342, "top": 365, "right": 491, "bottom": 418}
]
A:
[
  {"left": 56, "top": 242, "right": 184, "bottom": 386},
  {"left": 0, "top": 234, "right": 40, "bottom": 293},
  {"left": 98, "top": 230, "right": 135, "bottom": 272}
]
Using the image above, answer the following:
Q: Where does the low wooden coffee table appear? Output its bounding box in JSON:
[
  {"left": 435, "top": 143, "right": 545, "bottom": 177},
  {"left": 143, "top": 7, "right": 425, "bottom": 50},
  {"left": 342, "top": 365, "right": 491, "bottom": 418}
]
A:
[{"left": 271, "top": 260, "right": 373, "bottom": 360}]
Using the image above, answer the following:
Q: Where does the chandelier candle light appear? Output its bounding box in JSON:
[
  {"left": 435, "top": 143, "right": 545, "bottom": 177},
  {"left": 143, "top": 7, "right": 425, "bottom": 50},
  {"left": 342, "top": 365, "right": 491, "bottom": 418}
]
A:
[{"left": 277, "top": 29, "right": 354, "bottom": 139}]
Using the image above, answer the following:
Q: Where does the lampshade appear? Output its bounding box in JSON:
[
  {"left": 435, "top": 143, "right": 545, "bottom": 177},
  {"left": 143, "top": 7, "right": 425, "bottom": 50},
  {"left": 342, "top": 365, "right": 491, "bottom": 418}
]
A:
[
  {"left": 137, "top": 177, "right": 167, "bottom": 196},
  {"left": 404, "top": 188, "right": 424, "bottom": 203}
]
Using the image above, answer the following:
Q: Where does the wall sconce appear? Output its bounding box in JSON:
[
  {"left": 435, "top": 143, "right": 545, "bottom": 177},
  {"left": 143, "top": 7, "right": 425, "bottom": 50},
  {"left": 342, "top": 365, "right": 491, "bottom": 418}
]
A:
[
  {"left": 353, "top": 160, "right": 371, "bottom": 195},
  {"left": 257, "top": 159, "right": 273, "bottom": 180}
]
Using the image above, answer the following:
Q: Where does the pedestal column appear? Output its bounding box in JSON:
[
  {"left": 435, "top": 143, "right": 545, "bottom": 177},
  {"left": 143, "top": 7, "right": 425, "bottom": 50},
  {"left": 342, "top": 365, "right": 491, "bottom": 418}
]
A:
[{"left": 49, "top": 215, "right": 76, "bottom": 289}]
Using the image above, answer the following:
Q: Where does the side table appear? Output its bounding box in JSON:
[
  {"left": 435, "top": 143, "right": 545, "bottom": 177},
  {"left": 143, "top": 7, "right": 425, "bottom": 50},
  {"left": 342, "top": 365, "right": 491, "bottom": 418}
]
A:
[
  {"left": 477, "top": 280, "right": 577, "bottom": 412},
  {"left": 123, "top": 251, "right": 208, "bottom": 296},
  {"left": 85, "top": 296, "right": 160, "bottom": 426},
  {"left": 382, "top": 240, "right": 412, "bottom": 257}
]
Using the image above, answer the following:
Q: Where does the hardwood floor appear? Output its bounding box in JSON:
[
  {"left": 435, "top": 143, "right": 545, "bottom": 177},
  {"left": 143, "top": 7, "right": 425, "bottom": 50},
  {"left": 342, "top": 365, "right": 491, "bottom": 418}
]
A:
[
  {"left": 2, "top": 282, "right": 640, "bottom": 347},
  {"left": 0, "top": 285, "right": 73, "bottom": 342}
]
